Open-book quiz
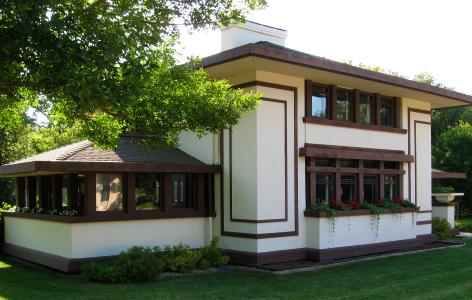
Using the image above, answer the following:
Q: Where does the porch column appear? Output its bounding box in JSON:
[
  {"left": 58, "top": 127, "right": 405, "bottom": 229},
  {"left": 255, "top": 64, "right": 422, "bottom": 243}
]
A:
[
  {"left": 126, "top": 173, "right": 136, "bottom": 213},
  {"left": 68, "top": 174, "right": 79, "bottom": 210}
]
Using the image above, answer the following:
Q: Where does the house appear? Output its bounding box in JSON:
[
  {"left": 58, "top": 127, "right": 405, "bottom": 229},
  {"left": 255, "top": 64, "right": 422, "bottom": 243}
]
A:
[{"left": 1, "top": 22, "right": 471, "bottom": 272}]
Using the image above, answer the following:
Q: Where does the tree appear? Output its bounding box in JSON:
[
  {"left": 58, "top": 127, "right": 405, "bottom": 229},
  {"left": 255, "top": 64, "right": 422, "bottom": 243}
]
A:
[
  {"left": 433, "top": 122, "right": 472, "bottom": 215},
  {"left": 0, "top": 0, "right": 265, "bottom": 149}
]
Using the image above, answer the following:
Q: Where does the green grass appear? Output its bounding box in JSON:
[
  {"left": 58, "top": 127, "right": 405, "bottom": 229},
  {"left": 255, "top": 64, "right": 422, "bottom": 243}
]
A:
[{"left": 1, "top": 240, "right": 472, "bottom": 300}]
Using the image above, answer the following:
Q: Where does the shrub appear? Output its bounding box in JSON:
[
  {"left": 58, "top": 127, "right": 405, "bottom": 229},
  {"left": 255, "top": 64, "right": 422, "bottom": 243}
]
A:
[
  {"left": 82, "top": 246, "right": 163, "bottom": 283},
  {"left": 432, "top": 217, "right": 452, "bottom": 240},
  {"left": 198, "top": 237, "right": 229, "bottom": 269},
  {"left": 455, "top": 218, "right": 472, "bottom": 233}
]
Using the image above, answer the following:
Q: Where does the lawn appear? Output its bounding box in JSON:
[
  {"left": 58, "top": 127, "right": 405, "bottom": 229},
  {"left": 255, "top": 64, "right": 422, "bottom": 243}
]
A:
[{"left": 1, "top": 240, "right": 472, "bottom": 300}]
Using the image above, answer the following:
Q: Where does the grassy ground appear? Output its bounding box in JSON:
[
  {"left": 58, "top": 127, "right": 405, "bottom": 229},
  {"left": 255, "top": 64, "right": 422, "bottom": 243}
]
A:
[
  {"left": 456, "top": 218, "right": 472, "bottom": 232},
  {"left": 1, "top": 240, "right": 472, "bottom": 300}
]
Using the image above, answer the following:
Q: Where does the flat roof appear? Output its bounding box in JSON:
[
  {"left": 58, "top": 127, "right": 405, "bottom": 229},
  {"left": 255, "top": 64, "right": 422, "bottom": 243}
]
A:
[{"left": 198, "top": 41, "right": 472, "bottom": 105}]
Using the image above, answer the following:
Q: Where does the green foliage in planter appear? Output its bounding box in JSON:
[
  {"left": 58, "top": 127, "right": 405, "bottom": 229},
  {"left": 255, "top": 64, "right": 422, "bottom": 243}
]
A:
[
  {"left": 455, "top": 219, "right": 472, "bottom": 233},
  {"left": 433, "top": 186, "right": 455, "bottom": 193},
  {"left": 361, "top": 202, "right": 384, "bottom": 215},
  {"left": 307, "top": 203, "right": 336, "bottom": 217},
  {"left": 381, "top": 200, "right": 403, "bottom": 214},
  {"left": 432, "top": 217, "right": 452, "bottom": 240},
  {"left": 82, "top": 247, "right": 163, "bottom": 284}
]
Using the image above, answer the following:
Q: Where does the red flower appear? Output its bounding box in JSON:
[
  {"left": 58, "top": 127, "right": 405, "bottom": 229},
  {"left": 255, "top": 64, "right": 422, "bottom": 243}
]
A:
[
  {"left": 393, "top": 196, "right": 404, "bottom": 204},
  {"left": 337, "top": 203, "right": 345, "bottom": 210},
  {"left": 328, "top": 199, "right": 337, "bottom": 208},
  {"left": 348, "top": 200, "right": 359, "bottom": 209},
  {"left": 374, "top": 199, "right": 383, "bottom": 207}
]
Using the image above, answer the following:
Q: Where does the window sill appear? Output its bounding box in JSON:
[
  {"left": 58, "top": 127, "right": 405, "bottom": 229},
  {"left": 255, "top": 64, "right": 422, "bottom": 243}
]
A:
[
  {"left": 304, "top": 207, "right": 417, "bottom": 218},
  {"left": 2, "top": 210, "right": 216, "bottom": 223},
  {"left": 303, "top": 116, "right": 407, "bottom": 134}
]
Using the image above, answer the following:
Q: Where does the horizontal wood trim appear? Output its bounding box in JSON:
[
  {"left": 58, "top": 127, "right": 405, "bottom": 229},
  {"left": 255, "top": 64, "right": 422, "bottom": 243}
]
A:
[
  {"left": 1, "top": 243, "right": 116, "bottom": 273},
  {"left": 300, "top": 143, "right": 414, "bottom": 162},
  {"left": 2, "top": 210, "right": 216, "bottom": 223},
  {"left": 0, "top": 161, "right": 221, "bottom": 177},
  {"left": 418, "top": 210, "right": 433, "bottom": 214},
  {"left": 416, "top": 220, "right": 432, "bottom": 225},
  {"left": 432, "top": 201, "right": 457, "bottom": 207},
  {"left": 304, "top": 207, "right": 417, "bottom": 218},
  {"left": 303, "top": 116, "right": 408, "bottom": 134},
  {"left": 432, "top": 171, "right": 467, "bottom": 179}
]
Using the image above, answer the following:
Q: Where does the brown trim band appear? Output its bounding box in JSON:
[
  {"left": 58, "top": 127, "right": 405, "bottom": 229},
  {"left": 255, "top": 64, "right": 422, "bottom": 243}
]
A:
[
  {"left": 229, "top": 98, "right": 288, "bottom": 223},
  {"left": 300, "top": 143, "right": 414, "bottom": 162},
  {"left": 0, "top": 161, "right": 221, "bottom": 177},
  {"left": 432, "top": 202, "right": 457, "bottom": 207},
  {"left": 1, "top": 243, "right": 115, "bottom": 273},
  {"left": 418, "top": 210, "right": 433, "bottom": 214},
  {"left": 220, "top": 81, "right": 299, "bottom": 238},
  {"left": 199, "top": 43, "right": 472, "bottom": 105},
  {"left": 303, "top": 116, "right": 407, "bottom": 134},
  {"left": 225, "top": 235, "right": 434, "bottom": 265},
  {"left": 432, "top": 171, "right": 467, "bottom": 179},
  {"left": 416, "top": 220, "right": 432, "bottom": 225}
]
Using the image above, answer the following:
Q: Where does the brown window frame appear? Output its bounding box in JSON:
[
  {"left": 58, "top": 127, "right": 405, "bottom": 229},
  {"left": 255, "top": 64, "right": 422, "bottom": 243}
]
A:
[
  {"left": 306, "top": 158, "right": 403, "bottom": 207},
  {"left": 304, "top": 80, "right": 404, "bottom": 134}
]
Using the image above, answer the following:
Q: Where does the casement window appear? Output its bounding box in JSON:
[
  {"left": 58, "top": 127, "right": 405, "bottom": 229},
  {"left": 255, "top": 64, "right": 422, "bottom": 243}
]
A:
[
  {"left": 340, "top": 174, "right": 357, "bottom": 203},
  {"left": 171, "top": 174, "right": 196, "bottom": 209},
  {"left": 315, "top": 174, "right": 335, "bottom": 204},
  {"left": 96, "top": 173, "right": 123, "bottom": 212},
  {"left": 311, "top": 85, "right": 329, "bottom": 118},
  {"left": 359, "top": 94, "right": 376, "bottom": 124},
  {"left": 135, "top": 174, "right": 161, "bottom": 210},
  {"left": 306, "top": 158, "right": 404, "bottom": 206},
  {"left": 363, "top": 175, "right": 379, "bottom": 203},
  {"left": 304, "top": 80, "right": 403, "bottom": 133},
  {"left": 380, "top": 97, "right": 395, "bottom": 127},
  {"left": 336, "top": 89, "right": 353, "bottom": 121},
  {"left": 384, "top": 175, "right": 399, "bottom": 200}
]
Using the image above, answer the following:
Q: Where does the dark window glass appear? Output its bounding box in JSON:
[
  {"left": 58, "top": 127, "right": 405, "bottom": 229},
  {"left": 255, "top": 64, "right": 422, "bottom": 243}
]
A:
[
  {"left": 171, "top": 174, "right": 195, "bottom": 209},
  {"left": 363, "top": 160, "right": 380, "bottom": 169},
  {"left": 384, "top": 175, "right": 398, "bottom": 200},
  {"left": 364, "top": 175, "right": 378, "bottom": 203},
  {"left": 314, "top": 158, "right": 335, "bottom": 167},
  {"left": 359, "top": 94, "right": 376, "bottom": 124},
  {"left": 77, "top": 174, "right": 85, "bottom": 211},
  {"left": 380, "top": 97, "right": 394, "bottom": 126},
  {"left": 135, "top": 174, "right": 161, "bottom": 210},
  {"left": 336, "top": 89, "right": 353, "bottom": 121},
  {"left": 341, "top": 175, "right": 357, "bottom": 203},
  {"left": 312, "top": 85, "right": 329, "bottom": 118},
  {"left": 384, "top": 161, "right": 400, "bottom": 169},
  {"left": 24, "top": 177, "right": 29, "bottom": 208},
  {"left": 61, "top": 175, "right": 69, "bottom": 208},
  {"left": 340, "top": 159, "right": 357, "bottom": 168},
  {"left": 35, "top": 177, "right": 40, "bottom": 207},
  {"left": 315, "top": 174, "right": 335, "bottom": 204}
]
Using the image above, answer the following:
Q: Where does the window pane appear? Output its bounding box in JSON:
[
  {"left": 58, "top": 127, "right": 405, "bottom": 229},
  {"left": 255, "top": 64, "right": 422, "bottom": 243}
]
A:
[
  {"left": 315, "top": 174, "right": 335, "bottom": 204},
  {"left": 96, "top": 173, "right": 123, "bottom": 212},
  {"left": 135, "top": 174, "right": 161, "bottom": 211},
  {"left": 61, "top": 175, "right": 69, "bottom": 208},
  {"left": 381, "top": 98, "right": 394, "bottom": 126},
  {"left": 341, "top": 175, "right": 357, "bottom": 203},
  {"left": 359, "top": 94, "right": 375, "bottom": 124},
  {"left": 314, "top": 158, "right": 335, "bottom": 167},
  {"left": 384, "top": 175, "right": 398, "bottom": 200},
  {"left": 384, "top": 161, "right": 400, "bottom": 169},
  {"left": 336, "top": 90, "right": 353, "bottom": 121},
  {"left": 24, "top": 177, "right": 29, "bottom": 208},
  {"left": 171, "top": 174, "right": 195, "bottom": 209},
  {"left": 340, "top": 159, "right": 357, "bottom": 168},
  {"left": 364, "top": 175, "right": 378, "bottom": 203},
  {"left": 312, "top": 86, "right": 329, "bottom": 118},
  {"left": 363, "top": 160, "right": 380, "bottom": 169}
]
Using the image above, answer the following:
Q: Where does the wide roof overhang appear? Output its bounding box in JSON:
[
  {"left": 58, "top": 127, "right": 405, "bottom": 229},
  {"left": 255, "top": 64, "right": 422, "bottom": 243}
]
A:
[
  {"left": 199, "top": 43, "right": 472, "bottom": 109},
  {"left": 432, "top": 168, "right": 467, "bottom": 179}
]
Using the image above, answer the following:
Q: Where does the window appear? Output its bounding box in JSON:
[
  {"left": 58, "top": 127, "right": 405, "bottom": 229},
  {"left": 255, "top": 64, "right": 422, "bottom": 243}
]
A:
[
  {"left": 315, "top": 174, "right": 335, "bottom": 204},
  {"left": 336, "top": 89, "right": 353, "bottom": 121},
  {"left": 384, "top": 161, "right": 400, "bottom": 169},
  {"left": 359, "top": 94, "right": 375, "bottom": 124},
  {"left": 340, "top": 175, "right": 357, "bottom": 203},
  {"left": 135, "top": 174, "right": 161, "bottom": 210},
  {"left": 171, "top": 174, "right": 195, "bottom": 209},
  {"left": 363, "top": 175, "right": 378, "bottom": 203},
  {"left": 340, "top": 159, "right": 357, "bottom": 168},
  {"left": 384, "top": 175, "right": 398, "bottom": 200},
  {"left": 381, "top": 97, "right": 395, "bottom": 127},
  {"left": 24, "top": 177, "right": 29, "bottom": 208},
  {"left": 312, "top": 85, "right": 329, "bottom": 118},
  {"left": 315, "top": 158, "right": 335, "bottom": 167},
  {"left": 61, "top": 175, "right": 69, "bottom": 208},
  {"left": 363, "top": 160, "right": 380, "bottom": 169},
  {"left": 96, "top": 173, "right": 123, "bottom": 212}
]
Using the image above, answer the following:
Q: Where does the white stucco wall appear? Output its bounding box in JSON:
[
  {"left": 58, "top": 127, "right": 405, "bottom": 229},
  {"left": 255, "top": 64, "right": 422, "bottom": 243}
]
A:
[
  {"left": 432, "top": 206, "right": 455, "bottom": 228},
  {"left": 5, "top": 216, "right": 210, "bottom": 259}
]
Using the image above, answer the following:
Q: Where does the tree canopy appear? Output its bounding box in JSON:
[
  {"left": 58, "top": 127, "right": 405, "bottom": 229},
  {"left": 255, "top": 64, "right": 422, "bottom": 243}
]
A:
[{"left": 0, "top": 0, "right": 265, "bottom": 149}]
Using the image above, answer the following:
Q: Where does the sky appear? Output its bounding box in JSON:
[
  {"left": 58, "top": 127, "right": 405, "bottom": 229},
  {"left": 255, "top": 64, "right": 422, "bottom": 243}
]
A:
[{"left": 180, "top": 0, "right": 472, "bottom": 95}]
